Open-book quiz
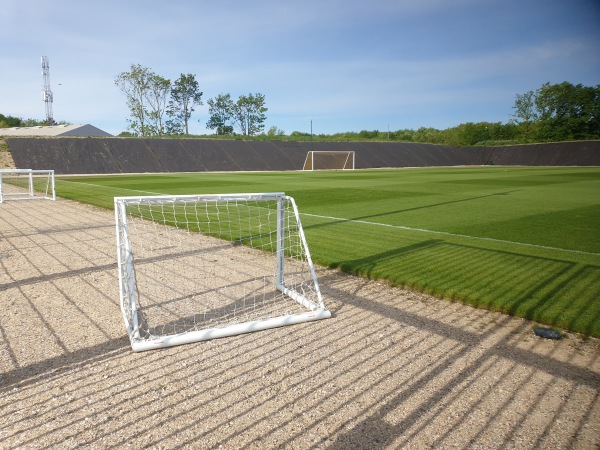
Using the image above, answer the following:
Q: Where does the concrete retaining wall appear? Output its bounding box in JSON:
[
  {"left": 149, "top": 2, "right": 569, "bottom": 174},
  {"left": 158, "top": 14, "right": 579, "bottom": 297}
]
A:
[{"left": 6, "top": 137, "right": 600, "bottom": 174}]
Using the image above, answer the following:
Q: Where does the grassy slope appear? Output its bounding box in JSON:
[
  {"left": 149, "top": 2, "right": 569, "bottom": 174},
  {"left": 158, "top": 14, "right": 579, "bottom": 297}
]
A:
[{"left": 56, "top": 167, "right": 600, "bottom": 336}]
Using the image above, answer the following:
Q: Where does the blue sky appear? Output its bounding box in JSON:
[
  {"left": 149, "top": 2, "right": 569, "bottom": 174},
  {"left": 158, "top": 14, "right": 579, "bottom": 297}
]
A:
[{"left": 1, "top": 0, "right": 599, "bottom": 136}]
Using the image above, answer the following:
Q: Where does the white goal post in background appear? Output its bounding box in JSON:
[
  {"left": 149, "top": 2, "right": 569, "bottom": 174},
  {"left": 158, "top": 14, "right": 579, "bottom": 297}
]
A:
[
  {"left": 115, "top": 192, "right": 331, "bottom": 352},
  {"left": 0, "top": 169, "right": 56, "bottom": 203},
  {"left": 303, "top": 151, "right": 355, "bottom": 171}
]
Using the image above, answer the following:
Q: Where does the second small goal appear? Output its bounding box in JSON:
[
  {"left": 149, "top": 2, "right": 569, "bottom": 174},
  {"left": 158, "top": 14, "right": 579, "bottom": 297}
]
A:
[
  {"left": 303, "top": 151, "right": 355, "bottom": 171},
  {"left": 0, "top": 169, "right": 56, "bottom": 203}
]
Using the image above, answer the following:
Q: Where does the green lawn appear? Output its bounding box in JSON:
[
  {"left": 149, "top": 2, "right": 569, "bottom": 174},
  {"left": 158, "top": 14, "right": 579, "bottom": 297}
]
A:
[{"left": 56, "top": 166, "right": 600, "bottom": 336}]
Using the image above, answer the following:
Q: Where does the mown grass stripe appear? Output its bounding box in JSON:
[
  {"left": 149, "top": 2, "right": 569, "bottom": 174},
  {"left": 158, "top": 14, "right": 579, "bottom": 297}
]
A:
[
  {"left": 301, "top": 212, "right": 600, "bottom": 257},
  {"left": 59, "top": 179, "right": 165, "bottom": 196},
  {"left": 54, "top": 167, "right": 600, "bottom": 336}
]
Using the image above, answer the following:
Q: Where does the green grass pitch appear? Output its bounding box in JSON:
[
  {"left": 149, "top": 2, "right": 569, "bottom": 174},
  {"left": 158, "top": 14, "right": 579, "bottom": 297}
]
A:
[{"left": 56, "top": 166, "right": 600, "bottom": 337}]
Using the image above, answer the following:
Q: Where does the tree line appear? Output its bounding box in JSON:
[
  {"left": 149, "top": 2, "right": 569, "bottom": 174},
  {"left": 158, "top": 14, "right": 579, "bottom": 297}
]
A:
[
  {"left": 0, "top": 114, "right": 68, "bottom": 128},
  {"left": 510, "top": 82, "right": 599, "bottom": 142},
  {"left": 312, "top": 82, "right": 599, "bottom": 147},
  {"left": 115, "top": 64, "right": 267, "bottom": 137},
  {"left": 3, "top": 76, "right": 598, "bottom": 146},
  {"left": 114, "top": 70, "right": 598, "bottom": 145}
]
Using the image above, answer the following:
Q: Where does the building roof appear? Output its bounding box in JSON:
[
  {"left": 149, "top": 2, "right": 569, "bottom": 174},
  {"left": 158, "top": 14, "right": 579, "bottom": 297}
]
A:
[{"left": 0, "top": 124, "right": 112, "bottom": 137}]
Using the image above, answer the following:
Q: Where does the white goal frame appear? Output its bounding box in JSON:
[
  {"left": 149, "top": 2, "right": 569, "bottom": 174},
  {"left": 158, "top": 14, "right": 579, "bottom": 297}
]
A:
[
  {"left": 303, "top": 151, "right": 355, "bottom": 171},
  {"left": 115, "top": 192, "right": 331, "bottom": 352},
  {"left": 0, "top": 169, "right": 56, "bottom": 203}
]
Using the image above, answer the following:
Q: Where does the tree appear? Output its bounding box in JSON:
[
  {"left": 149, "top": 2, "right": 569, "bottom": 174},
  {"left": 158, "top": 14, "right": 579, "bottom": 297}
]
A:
[
  {"left": 0, "top": 114, "right": 22, "bottom": 128},
  {"left": 145, "top": 74, "right": 171, "bottom": 136},
  {"left": 534, "top": 82, "right": 600, "bottom": 141},
  {"left": 0, "top": 114, "right": 69, "bottom": 128},
  {"left": 167, "top": 73, "right": 203, "bottom": 135},
  {"left": 510, "top": 82, "right": 600, "bottom": 142},
  {"left": 234, "top": 93, "right": 268, "bottom": 136},
  {"left": 267, "top": 126, "right": 285, "bottom": 136},
  {"left": 115, "top": 64, "right": 152, "bottom": 136},
  {"left": 510, "top": 90, "right": 537, "bottom": 141},
  {"left": 206, "top": 93, "right": 235, "bottom": 135},
  {"left": 115, "top": 64, "right": 171, "bottom": 136}
]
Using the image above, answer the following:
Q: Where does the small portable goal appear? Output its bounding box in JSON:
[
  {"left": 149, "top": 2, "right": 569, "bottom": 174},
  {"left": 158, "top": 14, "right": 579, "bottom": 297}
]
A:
[
  {"left": 115, "top": 192, "right": 331, "bottom": 352},
  {"left": 0, "top": 169, "right": 56, "bottom": 203}
]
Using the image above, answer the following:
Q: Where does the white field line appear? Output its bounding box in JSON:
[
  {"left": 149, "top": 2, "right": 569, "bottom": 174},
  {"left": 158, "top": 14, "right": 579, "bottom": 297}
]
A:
[
  {"left": 58, "top": 180, "right": 599, "bottom": 257},
  {"left": 302, "top": 213, "right": 600, "bottom": 257},
  {"left": 58, "top": 179, "right": 165, "bottom": 196}
]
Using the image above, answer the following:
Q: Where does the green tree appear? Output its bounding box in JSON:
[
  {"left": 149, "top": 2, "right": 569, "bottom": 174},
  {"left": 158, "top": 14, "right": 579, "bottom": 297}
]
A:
[
  {"left": 0, "top": 114, "right": 22, "bottom": 128},
  {"left": 115, "top": 64, "right": 152, "bottom": 136},
  {"left": 413, "top": 127, "right": 442, "bottom": 144},
  {"left": 534, "top": 82, "right": 600, "bottom": 141},
  {"left": 206, "top": 93, "right": 235, "bottom": 135},
  {"left": 167, "top": 73, "right": 203, "bottom": 135},
  {"left": 115, "top": 64, "right": 171, "bottom": 136},
  {"left": 145, "top": 74, "right": 171, "bottom": 136},
  {"left": 234, "top": 93, "right": 267, "bottom": 136},
  {"left": 510, "top": 90, "right": 537, "bottom": 141},
  {"left": 267, "top": 126, "right": 285, "bottom": 136}
]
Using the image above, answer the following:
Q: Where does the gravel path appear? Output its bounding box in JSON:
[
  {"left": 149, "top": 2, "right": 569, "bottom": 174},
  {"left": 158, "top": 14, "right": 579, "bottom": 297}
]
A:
[{"left": 1, "top": 198, "right": 599, "bottom": 449}]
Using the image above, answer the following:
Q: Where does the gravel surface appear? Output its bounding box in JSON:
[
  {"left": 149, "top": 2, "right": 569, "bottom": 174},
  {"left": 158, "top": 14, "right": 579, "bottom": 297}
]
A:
[{"left": 1, "top": 198, "right": 599, "bottom": 449}]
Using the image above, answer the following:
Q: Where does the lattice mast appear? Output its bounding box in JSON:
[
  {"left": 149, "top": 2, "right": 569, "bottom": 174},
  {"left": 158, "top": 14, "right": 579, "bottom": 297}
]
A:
[{"left": 41, "top": 56, "right": 54, "bottom": 125}]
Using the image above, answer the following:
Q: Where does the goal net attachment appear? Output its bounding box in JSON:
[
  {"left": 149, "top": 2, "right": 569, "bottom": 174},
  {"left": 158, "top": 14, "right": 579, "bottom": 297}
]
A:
[
  {"left": 0, "top": 169, "right": 56, "bottom": 203},
  {"left": 115, "top": 193, "right": 331, "bottom": 352},
  {"left": 303, "top": 151, "right": 355, "bottom": 171}
]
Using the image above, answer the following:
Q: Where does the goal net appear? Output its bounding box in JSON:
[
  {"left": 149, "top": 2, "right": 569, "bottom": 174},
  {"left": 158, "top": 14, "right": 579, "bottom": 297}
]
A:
[
  {"left": 114, "top": 193, "right": 330, "bottom": 352},
  {"left": 0, "top": 169, "right": 56, "bottom": 203},
  {"left": 303, "top": 151, "right": 355, "bottom": 171}
]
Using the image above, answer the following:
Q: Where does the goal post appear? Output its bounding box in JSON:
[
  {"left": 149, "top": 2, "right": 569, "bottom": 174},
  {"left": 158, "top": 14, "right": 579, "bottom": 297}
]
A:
[
  {"left": 114, "top": 192, "right": 331, "bottom": 352},
  {"left": 303, "top": 151, "right": 355, "bottom": 171},
  {"left": 0, "top": 169, "right": 56, "bottom": 203}
]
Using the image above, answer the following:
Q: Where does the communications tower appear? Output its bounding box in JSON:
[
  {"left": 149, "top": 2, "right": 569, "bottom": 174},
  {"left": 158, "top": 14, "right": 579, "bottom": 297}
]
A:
[{"left": 41, "top": 56, "right": 54, "bottom": 124}]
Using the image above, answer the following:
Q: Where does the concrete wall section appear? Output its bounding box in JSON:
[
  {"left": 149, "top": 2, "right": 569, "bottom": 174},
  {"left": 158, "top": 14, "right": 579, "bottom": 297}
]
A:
[
  {"left": 468, "top": 141, "right": 600, "bottom": 166},
  {"left": 6, "top": 138, "right": 311, "bottom": 173},
  {"left": 6, "top": 137, "right": 600, "bottom": 174}
]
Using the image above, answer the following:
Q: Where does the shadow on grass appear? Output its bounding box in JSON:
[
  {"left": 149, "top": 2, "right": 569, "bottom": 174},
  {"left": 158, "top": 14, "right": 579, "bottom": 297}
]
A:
[{"left": 327, "top": 240, "right": 600, "bottom": 337}]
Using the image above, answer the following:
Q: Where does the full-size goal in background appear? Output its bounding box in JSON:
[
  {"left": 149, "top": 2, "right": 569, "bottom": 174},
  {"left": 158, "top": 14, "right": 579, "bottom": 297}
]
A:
[
  {"left": 303, "top": 151, "right": 355, "bottom": 171},
  {"left": 115, "top": 193, "right": 330, "bottom": 352},
  {"left": 0, "top": 169, "right": 56, "bottom": 203}
]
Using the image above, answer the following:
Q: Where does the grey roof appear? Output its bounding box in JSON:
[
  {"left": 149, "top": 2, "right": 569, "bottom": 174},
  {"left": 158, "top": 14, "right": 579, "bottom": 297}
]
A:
[{"left": 0, "top": 124, "right": 112, "bottom": 137}]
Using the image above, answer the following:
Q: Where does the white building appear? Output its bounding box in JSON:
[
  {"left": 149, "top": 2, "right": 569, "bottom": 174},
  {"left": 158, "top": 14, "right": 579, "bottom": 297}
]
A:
[{"left": 0, "top": 124, "right": 112, "bottom": 137}]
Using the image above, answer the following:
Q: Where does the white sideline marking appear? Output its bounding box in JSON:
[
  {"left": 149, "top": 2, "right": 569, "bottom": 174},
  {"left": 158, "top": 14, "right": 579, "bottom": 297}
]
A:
[
  {"left": 59, "top": 180, "right": 165, "bottom": 196},
  {"left": 59, "top": 180, "right": 598, "bottom": 257},
  {"left": 302, "top": 213, "right": 600, "bottom": 257}
]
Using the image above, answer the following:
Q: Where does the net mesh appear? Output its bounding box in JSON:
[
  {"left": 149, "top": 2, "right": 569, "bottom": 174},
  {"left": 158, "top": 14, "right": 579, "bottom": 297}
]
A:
[
  {"left": 0, "top": 170, "right": 54, "bottom": 202},
  {"left": 304, "top": 151, "right": 354, "bottom": 170},
  {"left": 117, "top": 195, "right": 323, "bottom": 343}
]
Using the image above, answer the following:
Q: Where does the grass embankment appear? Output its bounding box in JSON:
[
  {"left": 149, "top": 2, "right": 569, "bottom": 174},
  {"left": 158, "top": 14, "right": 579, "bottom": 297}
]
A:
[{"left": 56, "top": 166, "right": 600, "bottom": 337}]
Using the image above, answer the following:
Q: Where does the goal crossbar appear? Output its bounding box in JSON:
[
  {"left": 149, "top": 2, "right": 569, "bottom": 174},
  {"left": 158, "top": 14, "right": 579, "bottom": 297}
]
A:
[
  {"left": 0, "top": 169, "right": 56, "bottom": 203},
  {"left": 303, "top": 151, "right": 355, "bottom": 171},
  {"left": 115, "top": 192, "right": 330, "bottom": 352}
]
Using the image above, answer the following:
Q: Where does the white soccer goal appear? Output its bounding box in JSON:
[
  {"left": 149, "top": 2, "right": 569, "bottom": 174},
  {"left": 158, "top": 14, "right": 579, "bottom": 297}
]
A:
[
  {"left": 0, "top": 169, "right": 56, "bottom": 203},
  {"left": 303, "top": 151, "right": 355, "bottom": 171},
  {"left": 115, "top": 192, "right": 330, "bottom": 352}
]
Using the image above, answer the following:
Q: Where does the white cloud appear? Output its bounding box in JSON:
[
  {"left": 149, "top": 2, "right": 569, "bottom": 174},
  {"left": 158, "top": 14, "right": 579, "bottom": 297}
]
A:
[{"left": 1, "top": 0, "right": 598, "bottom": 135}]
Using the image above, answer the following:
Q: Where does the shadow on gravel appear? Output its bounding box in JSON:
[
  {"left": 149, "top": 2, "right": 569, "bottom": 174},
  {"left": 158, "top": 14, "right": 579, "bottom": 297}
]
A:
[{"left": 1, "top": 199, "right": 599, "bottom": 448}]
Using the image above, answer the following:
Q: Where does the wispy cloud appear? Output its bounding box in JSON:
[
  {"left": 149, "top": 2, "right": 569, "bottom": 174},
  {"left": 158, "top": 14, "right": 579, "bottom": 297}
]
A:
[{"left": 1, "top": 0, "right": 598, "bottom": 135}]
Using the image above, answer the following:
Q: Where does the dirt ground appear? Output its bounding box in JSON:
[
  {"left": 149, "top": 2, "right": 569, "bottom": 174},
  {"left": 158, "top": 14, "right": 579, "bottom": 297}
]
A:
[
  {"left": 1, "top": 198, "right": 599, "bottom": 449},
  {"left": 0, "top": 140, "right": 16, "bottom": 169}
]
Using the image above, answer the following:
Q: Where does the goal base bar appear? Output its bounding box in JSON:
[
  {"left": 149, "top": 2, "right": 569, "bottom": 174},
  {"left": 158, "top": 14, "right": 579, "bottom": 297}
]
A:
[{"left": 131, "top": 309, "right": 331, "bottom": 352}]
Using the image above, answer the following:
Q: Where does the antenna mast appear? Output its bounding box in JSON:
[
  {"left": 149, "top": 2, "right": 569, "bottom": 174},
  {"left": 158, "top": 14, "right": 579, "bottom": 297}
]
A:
[{"left": 41, "top": 56, "right": 54, "bottom": 124}]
